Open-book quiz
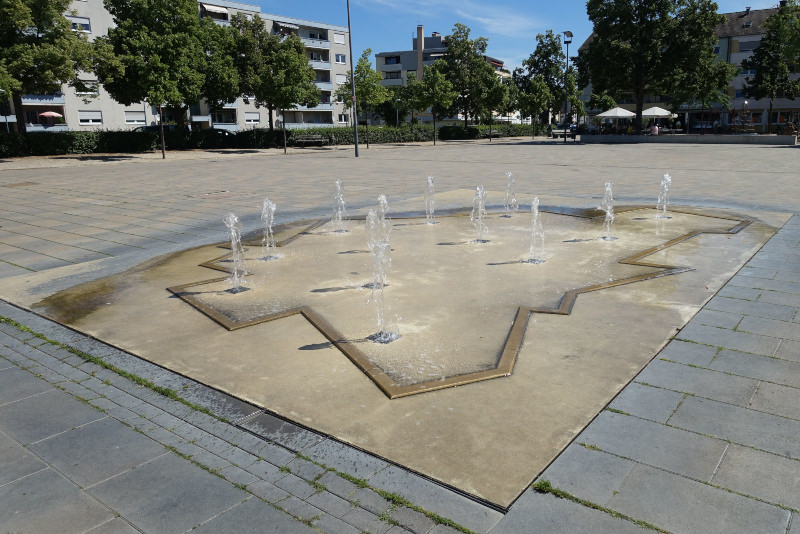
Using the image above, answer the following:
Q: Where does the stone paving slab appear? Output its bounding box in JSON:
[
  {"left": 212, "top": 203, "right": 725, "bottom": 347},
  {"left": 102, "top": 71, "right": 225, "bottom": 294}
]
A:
[
  {"left": 636, "top": 358, "right": 758, "bottom": 406},
  {"left": 711, "top": 444, "right": 800, "bottom": 510}
]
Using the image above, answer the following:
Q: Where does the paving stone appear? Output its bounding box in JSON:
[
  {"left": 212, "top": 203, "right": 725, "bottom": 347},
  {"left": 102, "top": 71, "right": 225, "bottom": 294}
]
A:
[
  {"left": 194, "top": 431, "right": 235, "bottom": 456},
  {"left": 748, "top": 381, "right": 800, "bottom": 420},
  {"left": 179, "top": 383, "right": 260, "bottom": 422},
  {"left": 738, "top": 266, "right": 777, "bottom": 279},
  {"left": 29, "top": 416, "right": 165, "bottom": 488},
  {"left": 775, "top": 269, "right": 800, "bottom": 283},
  {"left": 691, "top": 308, "right": 743, "bottom": 329},
  {"left": 676, "top": 322, "right": 779, "bottom": 356},
  {"left": 0, "top": 365, "right": 53, "bottom": 404},
  {"left": 608, "top": 464, "right": 790, "bottom": 534},
  {"left": 239, "top": 411, "right": 325, "bottom": 452},
  {"left": 307, "top": 490, "right": 354, "bottom": 519},
  {"left": 610, "top": 382, "right": 684, "bottom": 423},
  {"left": 89, "top": 453, "right": 247, "bottom": 534},
  {"left": 636, "top": 358, "right": 758, "bottom": 406},
  {"left": 707, "top": 297, "right": 796, "bottom": 321},
  {"left": 712, "top": 444, "right": 800, "bottom": 509},
  {"left": 388, "top": 504, "right": 438, "bottom": 534},
  {"left": 540, "top": 443, "right": 636, "bottom": 507},
  {"left": 711, "top": 348, "right": 800, "bottom": 388},
  {"left": 243, "top": 457, "right": 284, "bottom": 480},
  {"left": 578, "top": 411, "right": 727, "bottom": 481},
  {"left": 224, "top": 446, "right": 259, "bottom": 469},
  {"left": 348, "top": 486, "right": 392, "bottom": 515},
  {"left": 218, "top": 464, "right": 259, "bottom": 486},
  {"left": 366, "top": 466, "right": 502, "bottom": 533},
  {"left": 657, "top": 339, "right": 718, "bottom": 366},
  {"left": 490, "top": 489, "right": 652, "bottom": 534},
  {"left": 0, "top": 388, "right": 106, "bottom": 444},
  {"left": 312, "top": 513, "right": 361, "bottom": 534},
  {"left": 36, "top": 343, "right": 75, "bottom": 360},
  {"left": 247, "top": 479, "right": 290, "bottom": 503},
  {"left": 341, "top": 507, "right": 392, "bottom": 534},
  {"left": 304, "top": 439, "right": 389, "bottom": 480},
  {"left": 759, "top": 290, "right": 800, "bottom": 308},
  {"left": 790, "top": 513, "right": 800, "bottom": 534},
  {"left": 385, "top": 526, "right": 412, "bottom": 534},
  {"left": 0, "top": 430, "right": 47, "bottom": 486},
  {"left": 58, "top": 379, "right": 101, "bottom": 401},
  {"left": 717, "top": 285, "right": 763, "bottom": 301},
  {"left": 318, "top": 470, "right": 361, "bottom": 501},
  {"left": 775, "top": 339, "right": 800, "bottom": 362},
  {"left": 0, "top": 468, "right": 115, "bottom": 533},
  {"left": 730, "top": 276, "right": 800, "bottom": 294},
  {"left": 739, "top": 315, "right": 800, "bottom": 342},
  {"left": 85, "top": 517, "right": 140, "bottom": 534},
  {"left": 287, "top": 456, "right": 327, "bottom": 481},
  {"left": 191, "top": 450, "right": 232, "bottom": 472},
  {"left": 191, "top": 496, "right": 317, "bottom": 533},
  {"left": 276, "top": 473, "right": 318, "bottom": 500},
  {"left": 669, "top": 396, "right": 800, "bottom": 459}
]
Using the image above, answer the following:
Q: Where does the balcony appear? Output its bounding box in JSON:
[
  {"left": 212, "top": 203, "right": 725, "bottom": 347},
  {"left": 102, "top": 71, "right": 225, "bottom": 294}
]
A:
[
  {"left": 309, "top": 60, "right": 332, "bottom": 70},
  {"left": 27, "top": 123, "right": 69, "bottom": 132},
  {"left": 315, "top": 81, "right": 333, "bottom": 91},
  {"left": 191, "top": 115, "right": 211, "bottom": 123},
  {"left": 301, "top": 37, "right": 330, "bottom": 50},
  {"left": 284, "top": 121, "right": 334, "bottom": 129},
  {"left": 212, "top": 123, "right": 239, "bottom": 132},
  {"left": 381, "top": 79, "right": 403, "bottom": 87},
  {"left": 295, "top": 103, "right": 335, "bottom": 112},
  {"left": 22, "top": 93, "right": 66, "bottom": 105}
]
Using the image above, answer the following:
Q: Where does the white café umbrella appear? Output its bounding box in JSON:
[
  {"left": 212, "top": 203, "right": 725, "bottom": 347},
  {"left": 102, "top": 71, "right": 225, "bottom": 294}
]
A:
[
  {"left": 641, "top": 106, "right": 674, "bottom": 118},
  {"left": 597, "top": 107, "right": 635, "bottom": 132}
]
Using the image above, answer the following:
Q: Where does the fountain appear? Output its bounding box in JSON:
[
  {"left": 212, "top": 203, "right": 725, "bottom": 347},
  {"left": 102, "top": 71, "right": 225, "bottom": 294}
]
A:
[
  {"left": 526, "top": 197, "right": 545, "bottom": 264},
  {"left": 471, "top": 185, "right": 489, "bottom": 243},
  {"left": 366, "top": 197, "right": 398, "bottom": 344},
  {"left": 260, "top": 197, "right": 277, "bottom": 260},
  {"left": 656, "top": 173, "right": 672, "bottom": 219},
  {"left": 222, "top": 213, "right": 248, "bottom": 293},
  {"left": 425, "top": 176, "right": 436, "bottom": 224},
  {"left": 503, "top": 171, "right": 519, "bottom": 216},
  {"left": 333, "top": 179, "right": 347, "bottom": 232},
  {"left": 601, "top": 181, "right": 616, "bottom": 241}
]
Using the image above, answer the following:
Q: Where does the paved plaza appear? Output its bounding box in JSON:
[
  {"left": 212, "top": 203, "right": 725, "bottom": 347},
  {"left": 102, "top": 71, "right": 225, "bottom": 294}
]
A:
[{"left": 1, "top": 139, "right": 799, "bottom": 533}]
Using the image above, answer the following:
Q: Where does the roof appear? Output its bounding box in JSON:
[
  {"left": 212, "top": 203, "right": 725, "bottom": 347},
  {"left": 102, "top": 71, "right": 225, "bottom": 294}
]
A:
[{"left": 715, "top": 7, "right": 778, "bottom": 38}]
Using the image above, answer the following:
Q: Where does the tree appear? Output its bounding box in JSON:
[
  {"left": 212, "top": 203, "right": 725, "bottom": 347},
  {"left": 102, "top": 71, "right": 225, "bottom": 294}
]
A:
[
  {"left": 335, "top": 48, "right": 387, "bottom": 147},
  {"left": 581, "top": 0, "right": 726, "bottom": 130},
  {"left": 374, "top": 85, "right": 410, "bottom": 126},
  {"left": 474, "top": 68, "right": 506, "bottom": 140},
  {"left": 588, "top": 91, "right": 617, "bottom": 112},
  {"left": 516, "top": 75, "right": 552, "bottom": 137},
  {"left": 266, "top": 35, "right": 320, "bottom": 153},
  {"left": 500, "top": 78, "right": 520, "bottom": 127},
  {"left": 197, "top": 17, "right": 239, "bottom": 112},
  {"left": 416, "top": 61, "right": 457, "bottom": 144},
  {"left": 741, "top": 2, "right": 800, "bottom": 133},
  {"left": 230, "top": 13, "right": 277, "bottom": 129},
  {"left": 96, "top": 0, "right": 206, "bottom": 156},
  {"left": 1, "top": 0, "right": 94, "bottom": 133},
  {"left": 516, "top": 31, "right": 566, "bottom": 123},
  {"left": 441, "top": 23, "right": 497, "bottom": 127}
]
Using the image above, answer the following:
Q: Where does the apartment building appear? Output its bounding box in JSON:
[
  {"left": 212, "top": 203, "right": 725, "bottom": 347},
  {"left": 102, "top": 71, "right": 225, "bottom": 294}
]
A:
[{"left": 1, "top": 0, "right": 352, "bottom": 133}]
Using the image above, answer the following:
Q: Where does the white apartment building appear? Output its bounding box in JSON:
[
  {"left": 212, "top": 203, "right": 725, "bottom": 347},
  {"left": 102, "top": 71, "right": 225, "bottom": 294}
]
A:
[{"left": 1, "top": 0, "right": 352, "bottom": 133}]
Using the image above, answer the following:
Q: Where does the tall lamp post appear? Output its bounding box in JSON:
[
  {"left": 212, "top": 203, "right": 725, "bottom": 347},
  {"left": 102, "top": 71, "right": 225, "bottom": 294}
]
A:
[
  {"left": 562, "top": 30, "right": 573, "bottom": 144},
  {"left": 346, "top": 0, "right": 359, "bottom": 157}
]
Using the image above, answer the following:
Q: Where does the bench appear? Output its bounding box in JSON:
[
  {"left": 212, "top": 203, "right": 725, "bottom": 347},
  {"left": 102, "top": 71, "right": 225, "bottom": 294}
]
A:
[{"left": 294, "top": 134, "right": 330, "bottom": 147}]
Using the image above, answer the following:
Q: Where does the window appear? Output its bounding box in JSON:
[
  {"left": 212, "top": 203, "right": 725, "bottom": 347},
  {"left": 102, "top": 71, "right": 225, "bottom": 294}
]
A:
[
  {"left": 338, "top": 114, "right": 349, "bottom": 123},
  {"left": 245, "top": 112, "right": 260, "bottom": 124},
  {"left": 738, "top": 40, "right": 759, "bottom": 52},
  {"left": 78, "top": 110, "right": 102, "bottom": 125},
  {"left": 66, "top": 16, "right": 91, "bottom": 32},
  {"left": 335, "top": 54, "right": 346, "bottom": 64},
  {"left": 75, "top": 80, "right": 99, "bottom": 96},
  {"left": 335, "top": 74, "right": 347, "bottom": 84},
  {"left": 211, "top": 110, "right": 236, "bottom": 124},
  {"left": 735, "top": 89, "right": 745, "bottom": 98},
  {"left": 384, "top": 71, "right": 401, "bottom": 79},
  {"left": 713, "top": 46, "right": 720, "bottom": 55},
  {"left": 308, "top": 31, "right": 326, "bottom": 40},
  {"left": 125, "top": 111, "right": 146, "bottom": 124},
  {"left": 384, "top": 56, "right": 401, "bottom": 65},
  {"left": 333, "top": 33, "right": 345, "bottom": 44},
  {"left": 201, "top": 3, "right": 228, "bottom": 21}
]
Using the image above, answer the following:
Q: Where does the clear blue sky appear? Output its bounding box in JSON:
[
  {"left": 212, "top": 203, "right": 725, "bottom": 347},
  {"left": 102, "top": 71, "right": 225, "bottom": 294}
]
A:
[{"left": 257, "top": 1, "right": 779, "bottom": 71}]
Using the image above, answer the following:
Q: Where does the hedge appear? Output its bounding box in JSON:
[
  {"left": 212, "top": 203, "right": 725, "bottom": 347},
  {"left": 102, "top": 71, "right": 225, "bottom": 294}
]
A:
[{"left": 0, "top": 123, "right": 543, "bottom": 158}]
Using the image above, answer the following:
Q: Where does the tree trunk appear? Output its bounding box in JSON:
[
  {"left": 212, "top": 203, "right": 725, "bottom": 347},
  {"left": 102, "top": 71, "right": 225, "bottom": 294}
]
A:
[
  {"left": 281, "top": 110, "right": 287, "bottom": 155},
  {"left": 433, "top": 115, "right": 437, "bottom": 146},
  {"left": 635, "top": 94, "right": 644, "bottom": 133},
  {"left": 268, "top": 105, "right": 274, "bottom": 132},
  {"left": 768, "top": 98, "right": 774, "bottom": 134},
  {"left": 159, "top": 106, "right": 166, "bottom": 159},
  {"left": 365, "top": 110, "right": 369, "bottom": 149},
  {"left": 488, "top": 116, "right": 492, "bottom": 142},
  {"left": 12, "top": 93, "right": 26, "bottom": 134}
]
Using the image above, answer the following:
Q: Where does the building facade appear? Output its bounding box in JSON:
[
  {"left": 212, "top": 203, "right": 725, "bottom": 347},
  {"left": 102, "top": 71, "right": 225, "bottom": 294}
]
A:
[{"left": 1, "top": 0, "right": 352, "bottom": 133}]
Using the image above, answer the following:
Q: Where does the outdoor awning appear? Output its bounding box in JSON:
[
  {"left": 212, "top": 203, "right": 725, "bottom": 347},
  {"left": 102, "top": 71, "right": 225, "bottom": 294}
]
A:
[
  {"left": 277, "top": 21, "right": 300, "bottom": 30},
  {"left": 597, "top": 107, "right": 635, "bottom": 118},
  {"left": 642, "top": 106, "right": 675, "bottom": 118},
  {"left": 201, "top": 4, "right": 228, "bottom": 14}
]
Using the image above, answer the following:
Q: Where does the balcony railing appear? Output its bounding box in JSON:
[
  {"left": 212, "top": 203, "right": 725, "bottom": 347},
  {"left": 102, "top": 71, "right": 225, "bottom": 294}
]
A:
[
  {"left": 22, "top": 93, "right": 66, "bottom": 105},
  {"left": 314, "top": 81, "right": 333, "bottom": 91},
  {"left": 309, "top": 60, "right": 332, "bottom": 70},
  {"left": 27, "top": 123, "right": 69, "bottom": 132},
  {"left": 284, "top": 121, "right": 334, "bottom": 129},
  {"left": 380, "top": 79, "right": 403, "bottom": 87},
  {"left": 295, "top": 103, "right": 335, "bottom": 112},
  {"left": 378, "top": 63, "right": 403, "bottom": 72},
  {"left": 301, "top": 37, "right": 330, "bottom": 50}
]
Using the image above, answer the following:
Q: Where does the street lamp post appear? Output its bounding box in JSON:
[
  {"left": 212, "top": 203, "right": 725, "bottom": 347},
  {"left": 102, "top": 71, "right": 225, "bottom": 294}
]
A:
[
  {"left": 346, "top": 0, "right": 359, "bottom": 157},
  {"left": 562, "top": 31, "right": 573, "bottom": 144}
]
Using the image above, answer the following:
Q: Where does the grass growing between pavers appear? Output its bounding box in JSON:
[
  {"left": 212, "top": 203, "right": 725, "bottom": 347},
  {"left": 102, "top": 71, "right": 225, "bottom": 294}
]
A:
[
  {"left": 531, "top": 480, "right": 669, "bottom": 533},
  {"left": 0, "top": 315, "right": 478, "bottom": 534}
]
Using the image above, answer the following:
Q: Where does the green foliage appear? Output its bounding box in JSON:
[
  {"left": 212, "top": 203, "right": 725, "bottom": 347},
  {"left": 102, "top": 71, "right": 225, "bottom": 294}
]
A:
[
  {"left": 441, "top": 23, "right": 497, "bottom": 125},
  {"left": 515, "top": 30, "right": 566, "bottom": 116},
  {"left": 335, "top": 48, "right": 388, "bottom": 115},
  {"left": 587, "top": 91, "right": 617, "bottom": 112},
  {"left": 741, "top": 2, "right": 800, "bottom": 133},
  {"left": 581, "top": 0, "right": 726, "bottom": 128},
  {"left": 1, "top": 0, "right": 94, "bottom": 133},
  {"left": 417, "top": 61, "right": 457, "bottom": 143}
]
